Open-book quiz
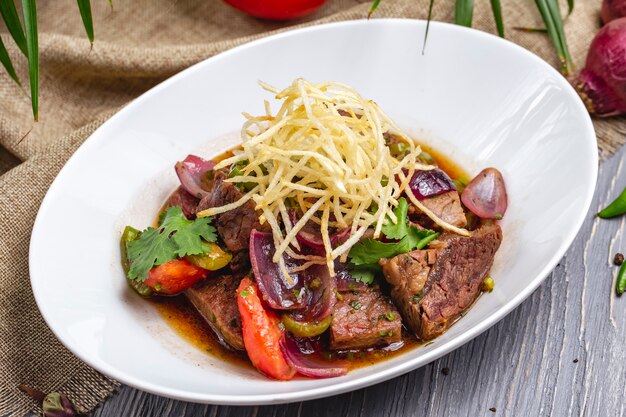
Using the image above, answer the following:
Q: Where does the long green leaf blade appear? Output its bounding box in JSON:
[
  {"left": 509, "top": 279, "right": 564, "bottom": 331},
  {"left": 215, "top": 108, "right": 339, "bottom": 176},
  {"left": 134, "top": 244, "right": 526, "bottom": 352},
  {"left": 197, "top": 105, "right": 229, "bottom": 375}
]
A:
[
  {"left": 422, "top": 0, "right": 435, "bottom": 55},
  {"left": 567, "top": 0, "right": 574, "bottom": 16},
  {"left": 76, "top": 0, "right": 94, "bottom": 44},
  {"left": 21, "top": 0, "right": 38, "bottom": 121},
  {"left": 368, "top": 0, "right": 381, "bottom": 18},
  {"left": 455, "top": 0, "right": 474, "bottom": 27},
  {"left": 0, "top": 35, "right": 21, "bottom": 85},
  {"left": 0, "top": 0, "right": 27, "bottom": 56},
  {"left": 546, "top": 0, "right": 573, "bottom": 73},
  {"left": 535, "top": 0, "right": 567, "bottom": 75},
  {"left": 490, "top": 0, "right": 505, "bottom": 37}
]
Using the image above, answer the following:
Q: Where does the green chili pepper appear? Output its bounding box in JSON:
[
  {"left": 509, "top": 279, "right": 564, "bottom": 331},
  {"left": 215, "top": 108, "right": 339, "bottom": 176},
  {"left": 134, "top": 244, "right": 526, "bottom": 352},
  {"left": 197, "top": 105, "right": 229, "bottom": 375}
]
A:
[
  {"left": 389, "top": 141, "right": 408, "bottom": 158},
  {"left": 598, "top": 187, "right": 626, "bottom": 219},
  {"left": 616, "top": 262, "right": 626, "bottom": 296},
  {"left": 229, "top": 160, "right": 256, "bottom": 191},
  {"left": 281, "top": 314, "right": 333, "bottom": 337},
  {"left": 120, "top": 226, "right": 153, "bottom": 298},
  {"left": 186, "top": 243, "right": 232, "bottom": 271}
]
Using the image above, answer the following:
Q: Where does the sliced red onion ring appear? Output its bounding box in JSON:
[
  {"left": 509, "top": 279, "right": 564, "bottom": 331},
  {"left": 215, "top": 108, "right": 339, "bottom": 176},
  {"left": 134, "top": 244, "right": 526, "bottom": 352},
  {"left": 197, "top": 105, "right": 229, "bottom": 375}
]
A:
[
  {"left": 280, "top": 335, "right": 348, "bottom": 378},
  {"left": 289, "top": 263, "right": 336, "bottom": 322},
  {"left": 461, "top": 167, "right": 508, "bottom": 219},
  {"left": 250, "top": 230, "right": 306, "bottom": 310},
  {"left": 175, "top": 155, "right": 216, "bottom": 199},
  {"left": 290, "top": 210, "right": 350, "bottom": 253},
  {"left": 408, "top": 168, "right": 456, "bottom": 200}
]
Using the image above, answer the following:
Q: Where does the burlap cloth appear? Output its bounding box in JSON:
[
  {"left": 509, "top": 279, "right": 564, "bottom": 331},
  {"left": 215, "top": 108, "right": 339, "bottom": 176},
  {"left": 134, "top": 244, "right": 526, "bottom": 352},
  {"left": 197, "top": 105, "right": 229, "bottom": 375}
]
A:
[{"left": 0, "top": 0, "right": 621, "bottom": 415}]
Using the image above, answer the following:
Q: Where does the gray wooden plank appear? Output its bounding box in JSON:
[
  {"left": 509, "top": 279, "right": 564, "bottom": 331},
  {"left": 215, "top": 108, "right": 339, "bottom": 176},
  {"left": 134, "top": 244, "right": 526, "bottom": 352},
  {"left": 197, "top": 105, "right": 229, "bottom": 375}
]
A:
[{"left": 90, "top": 145, "right": 626, "bottom": 417}]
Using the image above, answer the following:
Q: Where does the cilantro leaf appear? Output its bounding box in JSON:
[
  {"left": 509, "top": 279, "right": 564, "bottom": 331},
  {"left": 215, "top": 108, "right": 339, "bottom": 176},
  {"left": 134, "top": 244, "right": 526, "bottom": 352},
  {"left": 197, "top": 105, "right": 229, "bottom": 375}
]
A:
[
  {"left": 125, "top": 206, "right": 217, "bottom": 281},
  {"left": 348, "top": 197, "right": 439, "bottom": 276},
  {"left": 381, "top": 197, "right": 410, "bottom": 240},
  {"left": 348, "top": 265, "right": 379, "bottom": 285},
  {"left": 349, "top": 238, "right": 409, "bottom": 266}
]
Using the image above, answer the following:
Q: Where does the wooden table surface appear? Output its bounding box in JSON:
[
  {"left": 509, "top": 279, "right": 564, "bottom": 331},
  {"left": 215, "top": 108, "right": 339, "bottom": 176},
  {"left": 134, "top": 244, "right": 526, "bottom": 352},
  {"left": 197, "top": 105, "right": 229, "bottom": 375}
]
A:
[{"left": 89, "top": 146, "right": 626, "bottom": 417}]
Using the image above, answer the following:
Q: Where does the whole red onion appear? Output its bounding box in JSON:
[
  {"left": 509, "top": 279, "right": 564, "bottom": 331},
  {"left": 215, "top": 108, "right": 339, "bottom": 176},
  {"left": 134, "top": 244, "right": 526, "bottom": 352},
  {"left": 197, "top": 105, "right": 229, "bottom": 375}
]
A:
[
  {"left": 571, "top": 18, "right": 626, "bottom": 117},
  {"left": 602, "top": 0, "right": 626, "bottom": 24}
]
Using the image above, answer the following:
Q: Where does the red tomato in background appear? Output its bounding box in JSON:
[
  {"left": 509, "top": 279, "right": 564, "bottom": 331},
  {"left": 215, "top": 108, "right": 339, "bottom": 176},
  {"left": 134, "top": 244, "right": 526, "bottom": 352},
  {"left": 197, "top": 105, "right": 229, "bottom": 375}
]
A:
[{"left": 223, "top": 0, "right": 326, "bottom": 20}]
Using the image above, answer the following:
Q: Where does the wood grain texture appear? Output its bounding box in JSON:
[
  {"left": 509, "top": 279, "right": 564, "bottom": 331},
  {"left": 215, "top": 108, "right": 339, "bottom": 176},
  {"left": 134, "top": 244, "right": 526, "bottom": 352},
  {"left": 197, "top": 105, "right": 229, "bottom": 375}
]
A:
[{"left": 88, "top": 146, "right": 626, "bottom": 417}]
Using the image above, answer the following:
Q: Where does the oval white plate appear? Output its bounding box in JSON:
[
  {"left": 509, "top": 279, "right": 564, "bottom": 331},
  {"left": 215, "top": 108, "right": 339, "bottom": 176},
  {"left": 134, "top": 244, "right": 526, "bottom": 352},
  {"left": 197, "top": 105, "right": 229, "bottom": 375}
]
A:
[{"left": 30, "top": 19, "right": 597, "bottom": 405}]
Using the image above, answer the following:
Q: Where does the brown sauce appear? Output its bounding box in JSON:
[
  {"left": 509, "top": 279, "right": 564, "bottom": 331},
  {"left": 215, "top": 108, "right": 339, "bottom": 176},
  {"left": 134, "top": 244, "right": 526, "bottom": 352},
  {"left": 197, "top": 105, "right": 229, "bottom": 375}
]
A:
[{"left": 151, "top": 140, "right": 469, "bottom": 372}]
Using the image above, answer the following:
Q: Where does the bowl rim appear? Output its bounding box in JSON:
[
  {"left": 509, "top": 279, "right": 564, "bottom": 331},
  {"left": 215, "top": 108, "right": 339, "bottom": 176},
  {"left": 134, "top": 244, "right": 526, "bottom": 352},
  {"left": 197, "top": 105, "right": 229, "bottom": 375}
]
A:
[{"left": 29, "top": 18, "right": 598, "bottom": 405}]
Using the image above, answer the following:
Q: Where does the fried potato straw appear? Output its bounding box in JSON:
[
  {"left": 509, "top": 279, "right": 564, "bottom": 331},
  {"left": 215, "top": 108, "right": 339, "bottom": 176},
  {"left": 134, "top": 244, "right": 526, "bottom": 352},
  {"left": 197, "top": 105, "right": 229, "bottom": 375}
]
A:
[{"left": 198, "top": 79, "right": 465, "bottom": 276}]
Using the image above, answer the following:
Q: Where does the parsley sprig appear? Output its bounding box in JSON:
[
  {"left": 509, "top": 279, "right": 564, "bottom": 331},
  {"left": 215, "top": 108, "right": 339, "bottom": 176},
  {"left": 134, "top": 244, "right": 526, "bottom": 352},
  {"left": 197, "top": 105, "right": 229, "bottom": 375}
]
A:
[
  {"left": 348, "top": 198, "right": 439, "bottom": 283},
  {"left": 125, "top": 206, "right": 217, "bottom": 281}
]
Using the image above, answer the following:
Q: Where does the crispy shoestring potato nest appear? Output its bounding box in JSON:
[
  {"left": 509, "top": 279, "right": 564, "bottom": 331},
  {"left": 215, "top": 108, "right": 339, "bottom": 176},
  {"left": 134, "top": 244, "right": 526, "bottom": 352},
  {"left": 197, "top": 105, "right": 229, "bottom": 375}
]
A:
[{"left": 197, "top": 79, "right": 469, "bottom": 279}]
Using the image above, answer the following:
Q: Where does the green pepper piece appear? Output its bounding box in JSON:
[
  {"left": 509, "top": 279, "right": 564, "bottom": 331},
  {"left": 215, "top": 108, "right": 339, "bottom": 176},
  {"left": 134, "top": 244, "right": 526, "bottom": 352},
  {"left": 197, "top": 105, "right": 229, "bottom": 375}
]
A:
[
  {"left": 598, "top": 186, "right": 626, "bottom": 219},
  {"left": 616, "top": 262, "right": 626, "bottom": 296},
  {"left": 228, "top": 160, "right": 256, "bottom": 191},
  {"left": 186, "top": 243, "right": 232, "bottom": 270},
  {"left": 120, "top": 226, "right": 153, "bottom": 298},
  {"left": 282, "top": 314, "right": 333, "bottom": 337}
]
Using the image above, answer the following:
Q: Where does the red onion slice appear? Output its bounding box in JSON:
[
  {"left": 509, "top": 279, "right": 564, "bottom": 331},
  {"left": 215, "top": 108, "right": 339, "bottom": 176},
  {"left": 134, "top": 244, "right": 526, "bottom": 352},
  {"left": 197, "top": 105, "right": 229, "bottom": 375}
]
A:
[
  {"left": 461, "top": 167, "right": 508, "bottom": 220},
  {"left": 290, "top": 210, "right": 350, "bottom": 253},
  {"left": 408, "top": 168, "right": 456, "bottom": 200},
  {"left": 289, "top": 263, "right": 336, "bottom": 322},
  {"left": 280, "top": 335, "right": 348, "bottom": 378},
  {"left": 175, "top": 155, "right": 216, "bottom": 199},
  {"left": 250, "top": 230, "right": 306, "bottom": 310}
]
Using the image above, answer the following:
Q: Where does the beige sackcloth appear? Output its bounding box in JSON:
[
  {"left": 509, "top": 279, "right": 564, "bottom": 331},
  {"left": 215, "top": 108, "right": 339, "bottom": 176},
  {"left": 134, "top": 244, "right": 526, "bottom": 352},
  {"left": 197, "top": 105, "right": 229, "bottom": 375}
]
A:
[{"left": 0, "top": 0, "right": 621, "bottom": 415}]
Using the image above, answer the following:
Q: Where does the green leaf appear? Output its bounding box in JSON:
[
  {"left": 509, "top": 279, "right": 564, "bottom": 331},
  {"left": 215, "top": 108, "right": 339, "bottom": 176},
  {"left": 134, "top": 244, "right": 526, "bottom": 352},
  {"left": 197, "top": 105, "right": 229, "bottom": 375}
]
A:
[
  {"left": 535, "top": 0, "right": 574, "bottom": 76},
  {"left": 368, "top": 0, "right": 381, "bottom": 18},
  {"left": 566, "top": 0, "right": 574, "bottom": 16},
  {"left": 126, "top": 206, "right": 217, "bottom": 281},
  {"left": 455, "top": 0, "right": 474, "bottom": 28},
  {"left": 381, "top": 198, "right": 410, "bottom": 240},
  {"left": 0, "top": 0, "right": 27, "bottom": 56},
  {"left": 490, "top": 0, "right": 505, "bottom": 38},
  {"left": 349, "top": 238, "right": 409, "bottom": 266},
  {"left": 76, "top": 0, "right": 94, "bottom": 44},
  {"left": 422, "top": 0, "right": 435, "bottom": 55},
  {"left": 349, "top": 265, "right": 378, "bottom": 285},
  {"left": 21, "top": 0, "right": 38, "bottom": 121},
  {"left": 0, "top": 36, "right": 21, "bottom": 86}
]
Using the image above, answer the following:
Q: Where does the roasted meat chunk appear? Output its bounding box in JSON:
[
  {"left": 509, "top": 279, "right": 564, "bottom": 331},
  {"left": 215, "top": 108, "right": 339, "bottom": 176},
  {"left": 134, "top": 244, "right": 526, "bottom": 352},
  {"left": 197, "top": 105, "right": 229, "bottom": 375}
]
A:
[
  {"left": 196, "top": 171, "right": 270, "bottom": 252},
  {"left": 185, "top": 274, "right": 245, "bottom": 351},
  {"left": 380, "top": 224, "right": 502, "bottom": 340},
  {"left": 330, "top": 285, "right": 402, "bottom": 350},
  {"left": 420, "top": 191, "right": 467, "bottom": 228}
]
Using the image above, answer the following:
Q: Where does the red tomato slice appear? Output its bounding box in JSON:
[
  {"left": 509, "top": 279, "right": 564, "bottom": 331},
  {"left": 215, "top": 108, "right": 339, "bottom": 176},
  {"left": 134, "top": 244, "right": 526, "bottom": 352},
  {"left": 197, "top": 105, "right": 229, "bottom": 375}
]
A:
[
  {"left": 144, "top": 259, "right": 207, "bottom": 295},
  {"left": 237, "top": 277, "right": 296, "bottom": 380},
  {"left": 223, "top": 0, "right": 325, "bottom": 20}
]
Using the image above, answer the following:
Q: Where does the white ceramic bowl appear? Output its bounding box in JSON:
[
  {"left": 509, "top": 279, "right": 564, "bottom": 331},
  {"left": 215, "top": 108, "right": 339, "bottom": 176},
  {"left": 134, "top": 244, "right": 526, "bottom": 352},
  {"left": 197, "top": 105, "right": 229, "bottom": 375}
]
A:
[{"left": 30, "top": 19, "right": 597, "bottom": 404}]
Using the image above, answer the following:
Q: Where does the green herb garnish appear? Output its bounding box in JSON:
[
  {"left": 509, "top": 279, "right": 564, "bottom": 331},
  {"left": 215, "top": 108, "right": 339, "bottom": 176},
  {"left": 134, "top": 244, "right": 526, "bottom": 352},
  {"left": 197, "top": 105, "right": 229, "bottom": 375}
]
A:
[
  {"left": 125, "top": 206, "right": 217, "bottom": 281},
  {"left": 348, "top": 198, "right": 439, "bottom": 277}
]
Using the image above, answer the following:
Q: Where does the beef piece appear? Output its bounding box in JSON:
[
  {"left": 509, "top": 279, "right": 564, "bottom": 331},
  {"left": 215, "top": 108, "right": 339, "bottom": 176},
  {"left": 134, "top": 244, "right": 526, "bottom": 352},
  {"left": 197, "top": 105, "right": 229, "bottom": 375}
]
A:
[
  {"left": 185, "top": 274, "right": 244, "bottom": 351},
  {"left": 229, "top": 250, "right": 251, "bottom": 273},
  {"left": 380, "top": 224, "right": 502, "bottom": 340},
  {"left": 420, "top": 191, "right": 467, "bottom": 228},
  {"left": 196, "top": 171, "right": 270, "bottom": 252},
  {"left": 167, "top": 186, "right": 200, "bottom": 219},
  {"left": 330, "top": 285, "right": 402, "bottom": 350}
]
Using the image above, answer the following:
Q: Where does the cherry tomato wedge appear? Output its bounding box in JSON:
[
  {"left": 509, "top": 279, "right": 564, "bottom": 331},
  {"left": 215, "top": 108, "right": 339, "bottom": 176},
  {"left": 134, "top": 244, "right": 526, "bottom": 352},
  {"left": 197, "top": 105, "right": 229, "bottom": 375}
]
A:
[
  {"left": 223, "top": 0, "right": 325, "bottom": 20},
  {"left": 144, "top": 259, "right": 208, "bottom": 295},
  {"left": 237, "top": 277, "right": 296, "bottom": 380}
]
